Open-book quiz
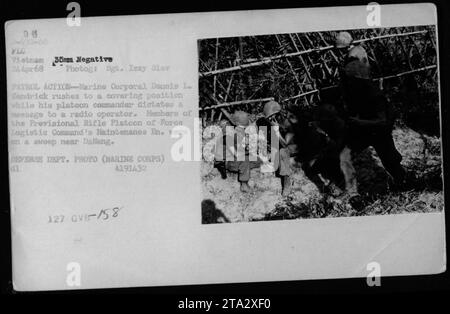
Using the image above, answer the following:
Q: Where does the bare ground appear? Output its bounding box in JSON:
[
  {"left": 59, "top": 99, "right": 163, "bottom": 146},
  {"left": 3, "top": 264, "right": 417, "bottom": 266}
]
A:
[{"left": 201, "top": 127, "right": 444, "bottom": 223}]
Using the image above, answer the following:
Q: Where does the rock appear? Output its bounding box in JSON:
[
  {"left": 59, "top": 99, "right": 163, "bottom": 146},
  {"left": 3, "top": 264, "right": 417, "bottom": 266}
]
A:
[{"left": 201, "top": 125, "right": 443, "bottom": 221}]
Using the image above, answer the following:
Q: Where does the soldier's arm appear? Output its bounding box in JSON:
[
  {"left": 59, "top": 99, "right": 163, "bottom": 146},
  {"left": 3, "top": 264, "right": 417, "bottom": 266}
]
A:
[
  {"left": 349, "top": 110, "right": 387, "bottom": 127},
  {"left": 285, "top": 132, "right": 295, "bottom": 145},
  {"left": 351, "top": 92, "right": 390, "bottom": 128},
  {"left": 275, "top": 130, "right": 289, "bottom": 148},
  {"left": 331, "top": 118, "right": 346, "bottom": 149},
  {"left": 270, "top": 120, "right": 289, "bottom": 148}
]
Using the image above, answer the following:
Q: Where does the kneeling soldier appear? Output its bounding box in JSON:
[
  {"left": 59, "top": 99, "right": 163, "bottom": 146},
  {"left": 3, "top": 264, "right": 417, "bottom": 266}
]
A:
[
  {"left": 215, "top": 111, "right": 261, "bottom": 193},
  {"left": 256, "top": 101, "right": 294, "bottom": 196}
]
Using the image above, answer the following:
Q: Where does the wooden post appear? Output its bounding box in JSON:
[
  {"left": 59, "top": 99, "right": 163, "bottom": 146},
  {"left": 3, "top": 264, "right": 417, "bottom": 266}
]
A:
[
  {"left": 275, "top": 34, "right": 311, "bottom": 106},
  {"left": 199, "top": 30, "right": 429, "bottom": 78},
  {"left": 294, "top": 33, "right": 320, "bottom": 103},
  {"left": 201, "top": 97, "right": 275, "bottom": 111},
  {"left": 211, "top": 38, "right": 220, "bottom": 122},
  {"left": 220, "top": 74, "right": 235, "bottom": 122}
]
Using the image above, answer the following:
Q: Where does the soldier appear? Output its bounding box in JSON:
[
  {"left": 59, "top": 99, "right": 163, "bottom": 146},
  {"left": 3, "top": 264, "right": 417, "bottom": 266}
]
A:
[
  {"left": 215, "top": 111, "right": 261, "bottom": 193},
  {"left": 341, "top": 60, "right": 407, "bottom": 190},
  {"left": 334, "top": 31, "right": 372, "bottom": 116},
  {"left": 256, "top": 101, "right": 294, "bottom": 196},
  {"left": 313, "top": 103, "right": 351, "bottom": 192},
  {"left": 213, "top": 119, "right": 231, "bottom": 180},
  {"left": 334, "top": 32, "right": 407, "bottom": 192},
  {"left": 290, "top": 101, "right": 355, "bottom": 196},
  {"left": 335, "top": 31, "right": 370, "bottom": 70}
]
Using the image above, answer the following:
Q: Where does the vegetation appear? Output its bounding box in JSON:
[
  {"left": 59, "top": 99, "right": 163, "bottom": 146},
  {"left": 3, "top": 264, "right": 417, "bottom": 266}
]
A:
[
  {"left": 199, "top": 26, "right": 442, "bottom": 223},
  {"left": 199, "top": 26, "right": 439, "bottom": 135}
]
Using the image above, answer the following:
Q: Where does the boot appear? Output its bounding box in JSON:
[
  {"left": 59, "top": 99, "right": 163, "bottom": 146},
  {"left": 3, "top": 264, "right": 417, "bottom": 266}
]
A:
[
  {"left": 281, "top": 176, "right": 292, "bottom": 196},
  {"left": 387, "top": 165, "right": 409, "bottom": 191},
  {"left": 240, "top": 182, "right": 251, "bottom": 193},
  {"left": 348, "top": 193, "right": 364, "bottom": 211},
  {"left": 214, "top": 161, "right": 227, "bottom": 179}
]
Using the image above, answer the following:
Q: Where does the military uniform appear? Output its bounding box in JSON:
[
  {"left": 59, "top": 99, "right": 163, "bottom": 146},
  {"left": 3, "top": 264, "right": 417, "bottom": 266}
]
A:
[
  {"left": 255, "top": 116, "right": 293, "bottom": 178},
  {"left": 347, "top": 45, "right": 369, "bottom": 68},
  {"left": 341, "top": 64, "right": 405, "bottom": 184},
  {"left": 288, "top": 103, "right": 350, "bottom": 194},
  {"left": 334, "top": 32, "right": 405, "bottom": 189},
  {"left": 223, "top": 125, "right": 261, "bottom": 182},
  {"left": 256, "top": 101, "right": 294, "bottom": 196},
  {"left": 335, "top": 31, "right": 370, "bottom": 73},
  {"left": 214, "top": 111, "right": 261, "bottom": 192},
  {"left": 313, "top": 104, "right": 349, "bottom": 188}
]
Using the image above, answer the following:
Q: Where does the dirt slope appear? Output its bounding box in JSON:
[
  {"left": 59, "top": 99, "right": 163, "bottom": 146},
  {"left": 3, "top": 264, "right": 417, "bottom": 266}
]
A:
[{"left": 201, "top": 127, "right": 443, "bottom": 223}]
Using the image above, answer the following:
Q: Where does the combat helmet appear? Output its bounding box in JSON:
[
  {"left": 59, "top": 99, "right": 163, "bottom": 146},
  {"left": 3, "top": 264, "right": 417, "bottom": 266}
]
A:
[
  {"left": 335, "top": 31, "right": 353, "bottom": 48},
  {"left": 263, "top": 101, "right": 281, "bottom": 118},
  {"left": 232, "top": 111, "right": 250, "bottom": 127}
]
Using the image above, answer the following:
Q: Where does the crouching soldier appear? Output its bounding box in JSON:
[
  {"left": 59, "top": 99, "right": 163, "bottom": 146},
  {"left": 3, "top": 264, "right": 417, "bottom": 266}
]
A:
[
  {"left": 312, "top": 102, "right": 356, "bottom": 195},
  {"left": 256, "top": 101, "right": 294, "bottom": 196},
  {"left": 214, "top": 111, "right": 262, "bottom": 193},
  {"left": 288, "top": 101, "right": 355, "bottom": 196}
]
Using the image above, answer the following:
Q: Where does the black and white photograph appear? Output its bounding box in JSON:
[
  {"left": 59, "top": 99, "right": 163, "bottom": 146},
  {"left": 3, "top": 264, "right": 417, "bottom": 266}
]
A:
[
  {"left": 1, "top": 1, "right": 448, "bottom": 296},
  {"left": 199, "top": 26, "right": 443, "bottom": 223}
]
